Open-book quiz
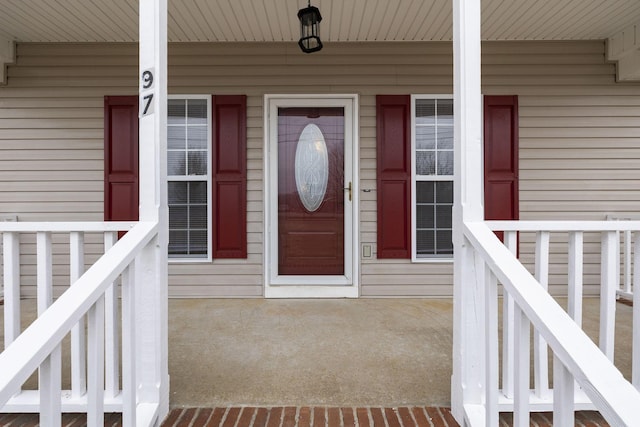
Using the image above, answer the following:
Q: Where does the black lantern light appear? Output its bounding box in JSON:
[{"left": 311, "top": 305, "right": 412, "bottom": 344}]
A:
[{"left": 297, "top": 1, "right": 323, "bottom": 53}]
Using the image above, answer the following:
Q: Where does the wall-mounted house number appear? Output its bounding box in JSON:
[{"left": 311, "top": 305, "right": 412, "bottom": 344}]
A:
[{"left": 140, "top": 68, "right": 155, "bottom": 117}]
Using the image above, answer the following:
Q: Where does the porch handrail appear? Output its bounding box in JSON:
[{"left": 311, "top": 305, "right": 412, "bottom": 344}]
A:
[
  {"left": 486, "top": 219, "right": 640, "bottom": 232},
  {"left": 464, "top": 221, "right": 640, "bottom": 426},
  {"left": 0, "top": 221, "right": 138, "bottom": 233},
  {"left": 0, "top": 221, "right": 159, "bottom": 424}
]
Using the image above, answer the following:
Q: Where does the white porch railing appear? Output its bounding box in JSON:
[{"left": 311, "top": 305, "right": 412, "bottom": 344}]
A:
[
  {"left": 0, "top": 221, "right": 163, "bottom": 426},
  {"left": 460, "top": 220, "right": 640, "bottom": 426}
]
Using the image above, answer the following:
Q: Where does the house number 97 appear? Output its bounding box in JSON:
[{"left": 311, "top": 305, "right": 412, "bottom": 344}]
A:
[{"left": 140, "top": 68, "right": 155, "bottom": 118}]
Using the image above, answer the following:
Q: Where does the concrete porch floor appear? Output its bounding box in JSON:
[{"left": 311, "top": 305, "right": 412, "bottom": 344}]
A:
[
  {"left": 167, "top": 297, "right": 633, "bottom": 408},
  {"left": 0, "top": 297, "right": 633, "bottom": 413},
  {"left": 168, "top": 299, "right": 455, "bottom": 407}
]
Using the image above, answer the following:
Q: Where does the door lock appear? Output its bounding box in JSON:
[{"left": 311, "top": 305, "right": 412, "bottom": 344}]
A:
[{"left": 344, "top": 181, "right": 352, "bottom": 201}]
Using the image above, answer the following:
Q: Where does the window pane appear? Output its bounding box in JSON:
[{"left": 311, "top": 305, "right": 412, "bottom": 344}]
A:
[
  {"left": 168, "top": 151, "right": 186, "bottom": 176},
  {"left": 190, "top": 205, "right": 207, "bottom": 229},
  {"left": 416, "top": 151, "right": 435, "bottom": 175},
  {"left": 416, "top": 126, "right": 436, "bottom": 150},
  {"left": 415, "top": 99, "right": 436, "bottom": 125},
  {"left": 187, "top": 151, "right": 207, "bottom": 175},
  {"left": 168, "top": 126, "right": 185, "bottom": 149},
  {"left": 417, "top": 204, "right": 434, "bottom": 228},
  {"left": 437, "top": 151, "right": 454, "bottom": 175},
  {"left": 189, "top": 231, "right": 208, "bottom": 254},
  {"left": 436, "top": 205, "right": 452, "bottom": 228},
  {"left": 168, "top": 100, "right": 186, "bottom": 125},
  {"left": 437, "top": 127, "right": 453, "bottom": 149},
  {"left": 169, "top": 205, "right": 188, "bottom": 228},
  {"left": 169, "top": 230, "right": 187, "bottom": 255},
  {"left": 168, "top": 181, "right": 187, "bottom": 204},
  {"left": 416, "top": 181, "right": 434, "bottom": 203},
  {"left": 189, "top": 181, "right": 207, "bottom": 204},
  {"left": 436, "top": 181, "right": 454, "bottom": 203},
  {"left": 187, "top": 99, "right": 207, "bottom": 125},
  {"left": 437, "top": 99, "right": 453, "bottom": 125},
  {"left": 436, "top": 230, "right": 453, "bottom": 254},
  {"left": 416, "top": 230, "right": 435, "bottom": 255},
  {"left": 188, "top": 126, "right": 207, "bottom": 149}
]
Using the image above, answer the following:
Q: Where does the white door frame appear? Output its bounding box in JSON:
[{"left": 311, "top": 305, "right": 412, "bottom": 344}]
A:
[{"left": 263, "top": 94, "right": 359, "bottom": 298}]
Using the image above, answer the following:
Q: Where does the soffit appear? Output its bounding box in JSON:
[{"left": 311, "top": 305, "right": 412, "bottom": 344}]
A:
[{"left": 1, "top": 0, "right": 639, "bottom": 43}]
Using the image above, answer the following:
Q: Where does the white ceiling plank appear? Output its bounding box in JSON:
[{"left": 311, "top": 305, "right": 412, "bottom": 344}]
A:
[
  {"left": 249, "top": 0, "right": 274, "bottom": 42},
  {"left": 365, "top": 0, "right": 392, "bottom": 41},
  {"left": 1, "top": 0, "right": 640, "bottom": 43},
  {"left": 199, "top": 0, "right": 234, "bottom": 42},
  {"left": 5, "top": 0, "right": 72, "bottom": 42},
  {"left": 345, "top": 0, "right": 366, "bottom": 42},
  {"left": 180, "top": 1, "right": 213, "bottom": 42},
  {"left": 531, "top": 0, "right": 600, "bottom": 40},
  {"left": 262, "top": 0, "right": 283, "bottom": 41},
  {"left": 215, "top": 0, "right": 244, "bottom": 42},
  {"left": 428, "top": 1, "right": 453, "bottom": 41},
  {"left": 575, "top": 3, "right": 640, "bottom": 40},
  {"left": 88, "top": 0, "right": 138, "bottom": 42},
  {"left": 238, "top": 0, "right": 266, "bottom": 42},
  {"left": 388, "top": 0, "right": 421, "bottom": 41},
  {"left": 356, "top": 0, "right": 381, "bottom": 41},
  {"left": 167, "top": 5, "right": 191, "bottom": 42},
  {"left": 405, "top": 0, "right": 439, "bottom": 41},
  {"left": 32, "top": 0, "right": 97, "bottom": 41}
]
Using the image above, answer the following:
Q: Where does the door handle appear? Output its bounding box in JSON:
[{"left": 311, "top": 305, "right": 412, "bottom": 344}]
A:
[{"left": 344, "top": 181, "right": 352, "bottom": 201}]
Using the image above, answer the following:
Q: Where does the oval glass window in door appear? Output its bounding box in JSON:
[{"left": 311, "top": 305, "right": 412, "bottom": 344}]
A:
[{"left": 295, "top": 123, "right": 329, "bottom": 212}]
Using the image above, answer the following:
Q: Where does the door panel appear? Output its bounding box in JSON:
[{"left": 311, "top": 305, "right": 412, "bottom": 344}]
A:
[{"left": 277, "top": 107, "right": 345, "bottom": 275}]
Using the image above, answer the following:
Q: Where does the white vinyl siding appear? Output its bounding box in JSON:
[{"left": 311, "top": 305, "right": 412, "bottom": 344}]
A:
[{"left": 1, "top": 41, "right": 639, "bottom": 297}]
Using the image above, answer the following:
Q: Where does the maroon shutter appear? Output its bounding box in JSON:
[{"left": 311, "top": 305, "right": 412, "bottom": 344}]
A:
[
  {"left": 212, "top": 95, "right": 247, "bottom": 258},
  {"left": 104, "top": 96, "right": 139, "bottom": 223},
  {"left": 376, "top": 95, "right": 411, "bottom": 258},
  {"left": 484, "top": 95, "right": 519, "bottom": 240}
]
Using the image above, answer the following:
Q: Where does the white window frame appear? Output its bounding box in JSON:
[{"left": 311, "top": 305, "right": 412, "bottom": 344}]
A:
[
  {"left": 411, "top": 94, "right": 455, "bottom": 263},
  {"left": 167, "top": 94, "right": 212, "bottom": 263}
]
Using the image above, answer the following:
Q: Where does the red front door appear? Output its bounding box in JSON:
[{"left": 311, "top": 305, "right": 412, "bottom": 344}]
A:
[{"left": 277, "top": 107, "right": 345, "bottom": 275}]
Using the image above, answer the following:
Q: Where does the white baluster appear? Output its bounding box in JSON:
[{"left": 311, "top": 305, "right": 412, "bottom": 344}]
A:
[
  {"left": 568, "top": 231, "right": 583, "bottom": 326},
  {"left": 625, "top": 230, "right": 632, "bottom": 295},
  {"left": 600, "top": 231, "right": 618, "bottom": 360},
  {"left": 37, "top": 231, "right": 53, "bottom": 315},
  {"left": 485, "top": 267, "right": 499, "bottom": 426},
  {"left": 37, "top": 231, "right": 61, "bottom": 427},
  {"left": 70, "top": 231, "right": 87, "bottom": 398},
  {"left": 513, "top": 304, "right": 530, "bottom": 427},
  {"left": 121, "top": 262, "right": 137, "bottom": 426},
  {"left": 553, "top": 355, "right": 574, "bottom": 426},
  {"left": 87, "top": 295, "right": 105, "bottom": 427},
  {"left": 3, "top": 232, "right": 21, "bottom": 397},
  {"left": 534, "top": 231, "right": 550, "bottom": 397},
  {"left": 104, "top": 231, "right": 120, "bottom": 399},
  {"left": 502, "top": 231, "right": 518, "bottom": 399},
  {"left": 3, "top": 232, "right": 20, "bottom": 346}
]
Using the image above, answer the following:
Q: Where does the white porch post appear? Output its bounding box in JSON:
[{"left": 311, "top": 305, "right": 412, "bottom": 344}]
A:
[
  {"left": 451, "top": 0, "right": 484, "bottom": 423},
  {"left": 138, "top": 0, "right": 169, "bottom": 423}
]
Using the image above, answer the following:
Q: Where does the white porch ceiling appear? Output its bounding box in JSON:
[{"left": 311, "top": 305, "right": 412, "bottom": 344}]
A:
[{"left": 0, "top": 0, "right": 639, "bottom": 43}]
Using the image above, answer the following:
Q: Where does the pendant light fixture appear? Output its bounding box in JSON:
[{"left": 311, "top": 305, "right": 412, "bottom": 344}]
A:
[{"left": 297, "top": 0, "right": 323, "bottom": 53}]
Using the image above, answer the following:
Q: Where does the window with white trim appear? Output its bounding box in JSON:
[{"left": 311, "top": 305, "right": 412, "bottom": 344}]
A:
[
  {"left": 167, "top": 96, "right": 211, "bottom": 259},
  {"left": 412, "top": 96, "right": 454, "bottom": 260}
]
